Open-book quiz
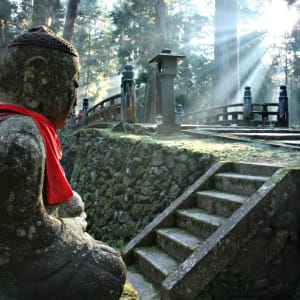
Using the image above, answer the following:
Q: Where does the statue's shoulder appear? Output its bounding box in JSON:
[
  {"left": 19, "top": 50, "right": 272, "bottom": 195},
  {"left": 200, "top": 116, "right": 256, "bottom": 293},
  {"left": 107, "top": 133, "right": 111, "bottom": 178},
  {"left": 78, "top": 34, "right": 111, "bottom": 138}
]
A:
[{"left": 0, "top": 114, "right": 45, "bottom": 160}]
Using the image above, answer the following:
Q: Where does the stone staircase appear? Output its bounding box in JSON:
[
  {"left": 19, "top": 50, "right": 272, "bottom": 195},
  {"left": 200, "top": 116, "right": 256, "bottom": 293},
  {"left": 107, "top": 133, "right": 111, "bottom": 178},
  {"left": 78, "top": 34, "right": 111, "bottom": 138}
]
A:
[{"left": 122, "top": 162, "right": 280, "bottom": 299}]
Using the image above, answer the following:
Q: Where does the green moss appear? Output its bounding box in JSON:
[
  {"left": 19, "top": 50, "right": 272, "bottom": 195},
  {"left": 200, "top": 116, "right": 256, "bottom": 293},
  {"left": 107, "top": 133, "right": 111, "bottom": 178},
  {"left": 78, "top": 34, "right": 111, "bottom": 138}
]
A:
[
  {"left": 75, "top": 128, "right": 300, "bottom": 168},
  {"left": 119, "top": 282, "right": 139, "bottom": 300}
]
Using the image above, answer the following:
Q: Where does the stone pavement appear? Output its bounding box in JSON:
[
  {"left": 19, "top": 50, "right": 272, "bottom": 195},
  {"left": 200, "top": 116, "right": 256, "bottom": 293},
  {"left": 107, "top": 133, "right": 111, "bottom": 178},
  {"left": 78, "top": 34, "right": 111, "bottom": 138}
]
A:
[{"left": 127, "top": 269, "right": 160, "bottom": 300}]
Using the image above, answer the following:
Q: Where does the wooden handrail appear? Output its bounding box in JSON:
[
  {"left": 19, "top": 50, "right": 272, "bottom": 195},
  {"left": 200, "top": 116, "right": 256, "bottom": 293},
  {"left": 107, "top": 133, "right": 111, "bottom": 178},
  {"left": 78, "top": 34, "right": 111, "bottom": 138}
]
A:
[
  {"left": 87, "top": 93, "right": 121, "bottom": 114},
  {"left": 72, "top": 93, "right": 122, "bottom": 128},
  {"left": 251, "top": 102, "right": 278, "bottom": 107},
  {"left": 183, "top": 103, "right": 244, "bottom": 118},
  {"left": 182, "top": 101, "right": 283, "bottom": 126}
]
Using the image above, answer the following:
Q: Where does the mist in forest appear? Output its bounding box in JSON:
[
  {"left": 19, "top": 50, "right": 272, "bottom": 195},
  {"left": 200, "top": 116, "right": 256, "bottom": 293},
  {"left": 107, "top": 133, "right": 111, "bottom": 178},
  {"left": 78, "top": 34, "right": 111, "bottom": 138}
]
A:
[{"left": 1, "top": 0, "right": 300, "bottom": 118}]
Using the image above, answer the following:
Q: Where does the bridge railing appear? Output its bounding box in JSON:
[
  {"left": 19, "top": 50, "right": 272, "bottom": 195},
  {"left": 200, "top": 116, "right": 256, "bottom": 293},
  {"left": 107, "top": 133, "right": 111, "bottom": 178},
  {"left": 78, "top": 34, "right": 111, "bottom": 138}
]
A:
[
  {"left": 72, "top": 86, "right": 288, "bottom": 128},
  {"left": 87, "top": 93, "right": 122, "bottom": 123},
  {"left": 73, "top": 93, "right": 121, "bottom": 128},
  {"left": 182, "top": 102, "right": 281, "bottom": 125},
  {"left": 182, "top": 86, "right": 289, "bottom": 127},
  {"left": 73, "top": 98, "right": 283, "bottom": 128},
  {"left": 251, "top": 103, "right": 279, "bottom": 123}
]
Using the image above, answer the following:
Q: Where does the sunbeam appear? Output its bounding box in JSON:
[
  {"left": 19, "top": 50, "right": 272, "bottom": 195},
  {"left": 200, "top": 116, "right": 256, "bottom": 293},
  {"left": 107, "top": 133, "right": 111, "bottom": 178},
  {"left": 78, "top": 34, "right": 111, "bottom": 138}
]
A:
[
  {"left": 263, "top": 0, "right": 299, "bottom": 38},
  {"left": 237, "top": 0, "right": 299, "bottom": 103}
]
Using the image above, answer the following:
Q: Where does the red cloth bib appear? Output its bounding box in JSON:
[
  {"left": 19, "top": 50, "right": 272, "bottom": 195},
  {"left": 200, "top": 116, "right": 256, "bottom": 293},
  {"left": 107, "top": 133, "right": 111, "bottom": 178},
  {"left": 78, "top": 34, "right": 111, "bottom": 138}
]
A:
[{"left": 0, "top": 104, "right": 73, "bottom": 204}]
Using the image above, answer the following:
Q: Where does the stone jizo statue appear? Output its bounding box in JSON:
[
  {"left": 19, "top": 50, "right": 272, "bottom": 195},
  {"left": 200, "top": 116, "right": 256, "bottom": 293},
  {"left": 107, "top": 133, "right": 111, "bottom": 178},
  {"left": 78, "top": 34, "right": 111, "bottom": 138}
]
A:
[{"left": 0, "top": 26, "right": 126, "bottom": 300}]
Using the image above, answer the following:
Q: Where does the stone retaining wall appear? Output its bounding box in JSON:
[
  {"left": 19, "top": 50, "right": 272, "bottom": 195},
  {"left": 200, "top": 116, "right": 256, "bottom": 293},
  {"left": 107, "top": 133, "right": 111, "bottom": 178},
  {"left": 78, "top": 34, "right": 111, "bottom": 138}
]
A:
[{"left": 62, "top": 128, "right": 216, "bottom": 248}]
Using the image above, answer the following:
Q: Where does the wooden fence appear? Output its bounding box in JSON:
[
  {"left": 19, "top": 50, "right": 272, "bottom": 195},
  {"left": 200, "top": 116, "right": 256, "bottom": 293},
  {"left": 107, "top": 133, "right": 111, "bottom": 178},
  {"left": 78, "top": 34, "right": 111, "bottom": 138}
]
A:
[{"left": 182, "top": 102, "right": 281, "bottom": 126}]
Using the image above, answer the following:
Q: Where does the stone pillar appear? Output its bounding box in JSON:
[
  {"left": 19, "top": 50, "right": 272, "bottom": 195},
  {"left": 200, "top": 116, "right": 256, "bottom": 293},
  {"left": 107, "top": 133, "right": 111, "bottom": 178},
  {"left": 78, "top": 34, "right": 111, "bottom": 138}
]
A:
[{"left": 149, "top": 49, "right": 185, "bottom": 133}]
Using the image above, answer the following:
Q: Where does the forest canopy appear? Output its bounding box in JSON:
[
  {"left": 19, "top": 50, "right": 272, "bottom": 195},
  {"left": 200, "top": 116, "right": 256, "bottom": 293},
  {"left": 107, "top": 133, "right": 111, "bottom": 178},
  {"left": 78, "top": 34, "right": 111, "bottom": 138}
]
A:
[{"left": 1, "top": 0, "right": 299, "bottom": 124}]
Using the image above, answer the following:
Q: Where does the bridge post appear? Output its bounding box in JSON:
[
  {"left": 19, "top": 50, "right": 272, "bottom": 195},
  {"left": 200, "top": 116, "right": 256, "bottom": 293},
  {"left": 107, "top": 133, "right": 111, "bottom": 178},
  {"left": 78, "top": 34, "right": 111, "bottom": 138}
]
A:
[
  {"left": 278, "top": 85, "right": 289, "bottom": 127},
  {"left": 243, "top": 86, "right": 252, "bottom": 121},
  {"left": 121, "top": 64, "right": 136, "bottom": 123},
  {"left": 175, "top": 104, "right": 184, "bottom": 124},
  {"left": 222, "top": 107, "right": 227, "bottom": 123},
  {"left": 262, "top": 103, "right": 268, "bottom": 124},
  {"left": 82, "top": 98, "right": 89, "bottom": 125},
  {"left": 149, "top": 49, "right": 185, "bottom": 133}
]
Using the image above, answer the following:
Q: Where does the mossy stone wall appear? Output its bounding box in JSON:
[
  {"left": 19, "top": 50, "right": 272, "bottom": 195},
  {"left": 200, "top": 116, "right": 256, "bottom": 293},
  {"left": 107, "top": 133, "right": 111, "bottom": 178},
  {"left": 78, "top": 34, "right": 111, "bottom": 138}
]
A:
[{"left": 62, "top": 128, "right": 216, "bottom": 248}]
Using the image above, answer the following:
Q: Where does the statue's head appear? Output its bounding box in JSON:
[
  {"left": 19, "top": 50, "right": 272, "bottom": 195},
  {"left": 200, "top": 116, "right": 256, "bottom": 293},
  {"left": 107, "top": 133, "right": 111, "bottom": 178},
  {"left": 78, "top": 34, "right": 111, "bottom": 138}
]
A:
[{"left": 0, "top": 26, "right": 80, "bottom": 129}]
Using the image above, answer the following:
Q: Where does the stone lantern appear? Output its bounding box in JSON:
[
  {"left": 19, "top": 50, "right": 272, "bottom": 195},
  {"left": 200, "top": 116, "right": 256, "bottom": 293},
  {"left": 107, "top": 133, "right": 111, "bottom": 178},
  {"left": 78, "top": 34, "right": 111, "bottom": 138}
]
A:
[{"left": 149, "top": 49, "right": 185, "bottom": 133}]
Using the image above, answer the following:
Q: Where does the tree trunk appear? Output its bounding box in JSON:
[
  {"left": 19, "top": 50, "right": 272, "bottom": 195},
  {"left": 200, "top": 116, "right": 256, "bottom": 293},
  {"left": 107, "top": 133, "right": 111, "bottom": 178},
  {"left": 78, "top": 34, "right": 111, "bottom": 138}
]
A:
[
  {"left": 144, "top": 0, "right": 168, "bottom": 123},
  {"left": 32, "top": 0, "right": 61, "bottom": 27},
  {"left": 144, "top": 68, "right": 157, "bottom": 123},
  {"left": 155, "top": 0, "right": 168, "bottom": 48},
  {"left": 63, "top": 0, "right": 80, "bottom": 42},
  {"left": 32, "top": 0, "right": 50, "bottom": 26},
  {"left": 213, "top": 0, "right": 240, "bottom": 107},
  {"left": 289, "top": 12, "right": 300, "bottom": 126},
  {"left": 0, "top": 0, "right": 12, "bottom": 61},
  {"left": 0, "top": 20, "right": 8, "bottom": 61}
]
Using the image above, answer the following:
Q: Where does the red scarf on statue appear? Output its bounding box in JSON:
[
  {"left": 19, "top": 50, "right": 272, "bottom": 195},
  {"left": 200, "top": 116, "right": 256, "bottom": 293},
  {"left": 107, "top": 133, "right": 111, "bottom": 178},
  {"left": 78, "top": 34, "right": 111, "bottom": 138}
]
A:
[{"left": 0, "top": 104, "right": 73, "bottom": 204}]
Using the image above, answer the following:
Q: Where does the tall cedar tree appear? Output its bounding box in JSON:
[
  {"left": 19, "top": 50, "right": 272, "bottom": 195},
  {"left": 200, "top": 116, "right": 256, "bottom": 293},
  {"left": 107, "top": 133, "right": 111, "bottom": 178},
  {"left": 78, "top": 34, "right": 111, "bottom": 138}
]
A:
[
  {"left": 213, "top": 0, "right": 239, "bottom": 106},
  {"left": 63, "top": 0, "right": 80, "bottom": 42},
  {"left": 32, "top": 0, "right": 61, "bottom": 27}
]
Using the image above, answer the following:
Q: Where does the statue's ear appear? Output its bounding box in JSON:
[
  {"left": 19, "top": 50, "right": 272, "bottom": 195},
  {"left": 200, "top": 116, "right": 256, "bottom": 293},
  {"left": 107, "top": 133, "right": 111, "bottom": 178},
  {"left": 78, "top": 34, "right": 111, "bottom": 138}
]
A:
[{"left": 22, "top": 56, "right": 49, "bottom": 109}]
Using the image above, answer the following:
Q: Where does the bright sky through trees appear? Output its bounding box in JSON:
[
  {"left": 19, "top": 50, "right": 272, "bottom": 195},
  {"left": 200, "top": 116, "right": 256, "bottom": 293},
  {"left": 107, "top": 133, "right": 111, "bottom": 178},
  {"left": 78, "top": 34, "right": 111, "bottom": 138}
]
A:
[
  {"left": 255, "top": 0, "right": 299, "bottom": 42},
  {"left": 241, "top": 0, "right": 299, "bottom": 95},
  {"left": 188, "top": 0, "right": 299, "bottom": 43}
]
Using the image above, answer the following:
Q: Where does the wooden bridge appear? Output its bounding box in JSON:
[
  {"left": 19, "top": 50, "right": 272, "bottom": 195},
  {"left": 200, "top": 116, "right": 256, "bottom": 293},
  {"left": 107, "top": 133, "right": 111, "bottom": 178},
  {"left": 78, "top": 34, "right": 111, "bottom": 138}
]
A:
[{"left": 72, "top": 88, "right": 288, "bottom": 129}]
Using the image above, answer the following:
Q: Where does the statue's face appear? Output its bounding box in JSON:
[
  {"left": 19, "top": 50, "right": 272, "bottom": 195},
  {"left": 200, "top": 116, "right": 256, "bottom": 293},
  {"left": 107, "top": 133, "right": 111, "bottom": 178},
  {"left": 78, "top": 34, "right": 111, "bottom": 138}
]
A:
[
  {"left": 0, "top": 46, "right": 80, "bottom": 129},
  {"left": 44, "top": 55, "right": 80, "bottom": 129},
  {"left": 22, "top": 50, "right": 80, "bottom": 129}
]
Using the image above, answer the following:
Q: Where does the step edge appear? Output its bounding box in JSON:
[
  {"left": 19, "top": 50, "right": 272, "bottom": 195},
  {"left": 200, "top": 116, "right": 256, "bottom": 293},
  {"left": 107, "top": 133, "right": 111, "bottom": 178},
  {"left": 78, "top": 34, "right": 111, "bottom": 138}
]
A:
[
  {"left": 177, "top": 209, "right": 226, "bottom": 226},
  {"left": 196, "top": 190, "right": 247, "bottom": 203},
  {"left": 135, "top": 247, "right": 178, "bottom": 276},
  {"left": 156, "top": 228, "right": 202, "bottom": 250},
  {"left": 215, "top": 172, "right": 269, "bottom": 182}
]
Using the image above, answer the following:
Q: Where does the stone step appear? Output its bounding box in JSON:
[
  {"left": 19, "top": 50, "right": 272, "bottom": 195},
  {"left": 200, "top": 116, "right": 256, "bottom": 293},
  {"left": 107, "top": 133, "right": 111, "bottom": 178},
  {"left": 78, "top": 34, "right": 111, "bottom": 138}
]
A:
[
  {"left": 134, "top": 247, "right": 178, "bottom": 285},
  {"left": 232, "top": 132, "right": 300, "bottom": 140},
  {"left": 231, "top": 163, "right": 278, "bottom": 177},
  {"left": 127, "top": 268, "right": 160, "bottom": 300},
  {"left": 176, "top": 208, "right": 225, "bottom": 239},
  {"left": 196, "top": 190, "right": 247, "bottom": 217},
  {"left": 215, "top": 172, "right": 269, "bottom": 196},
  {"left": 156, "top": 228, "right": 202, "bottom": 262}
]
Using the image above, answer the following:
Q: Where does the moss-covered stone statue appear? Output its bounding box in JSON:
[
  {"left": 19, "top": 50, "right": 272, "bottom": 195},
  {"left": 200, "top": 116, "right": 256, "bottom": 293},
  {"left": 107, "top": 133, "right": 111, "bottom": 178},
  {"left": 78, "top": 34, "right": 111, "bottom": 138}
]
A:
[{"left": 0, "top": 26, "right": 126, "bottom": 300}]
